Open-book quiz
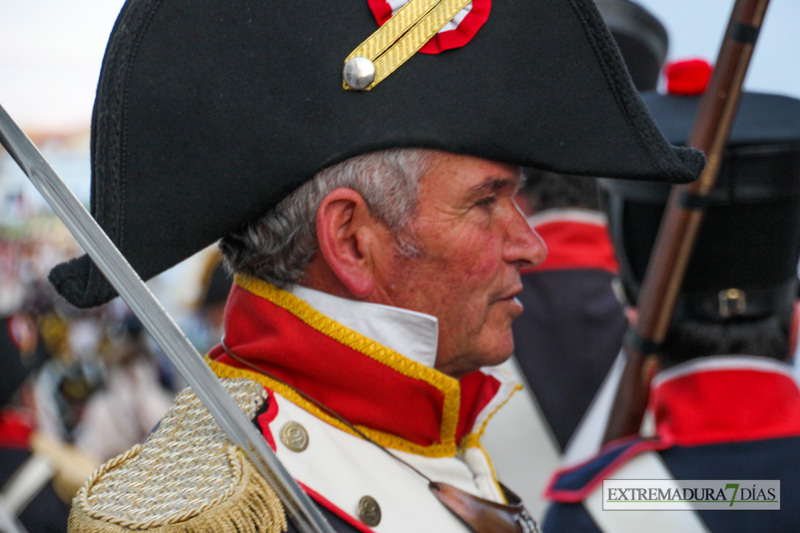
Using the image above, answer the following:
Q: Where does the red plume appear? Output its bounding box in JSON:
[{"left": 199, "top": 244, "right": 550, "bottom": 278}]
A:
[{"left": 664, "top": 58, "right": 713, "bottom": 95}]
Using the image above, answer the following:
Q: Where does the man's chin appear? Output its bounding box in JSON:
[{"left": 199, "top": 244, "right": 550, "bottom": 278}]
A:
[
  {"left": 435, "top": 326, "right": 516, "bottom": 376},
  {"left": 478, "top": 339, "right": 516, "bottom": 370},
  {"left": 436, "top": 349, "right": 513, "bottom": 378}
]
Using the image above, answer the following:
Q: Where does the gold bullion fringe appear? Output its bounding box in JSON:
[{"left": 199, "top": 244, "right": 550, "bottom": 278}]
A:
[{"left": 67, "top": 447, "right": 287, "bottom": 533}]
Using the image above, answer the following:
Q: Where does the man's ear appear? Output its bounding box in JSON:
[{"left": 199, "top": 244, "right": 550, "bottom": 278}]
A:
[{"left": 314, "top": 188, "right": 383, "bottom": 298}]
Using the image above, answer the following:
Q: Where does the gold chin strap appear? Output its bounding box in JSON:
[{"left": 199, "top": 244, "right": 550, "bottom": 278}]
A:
[{"left": 343, "top": 0, "right": 473, "bottom": 91}]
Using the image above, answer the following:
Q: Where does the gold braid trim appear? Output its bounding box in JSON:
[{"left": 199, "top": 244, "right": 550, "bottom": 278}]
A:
[
  {"left": 343, "top": 0, "right": 474, "bottom": 90},
  {"left": 233, "top": 274, "right": 461, "bottom": 454},
  {"left": 66, "top": 379, "right": 287, "bottom": 533},
  {"left": 460, "top": 383, "right": 523, "bottom": 449},
  {"left": 459, "top": 382, "right": 522, "bottom": 502}
]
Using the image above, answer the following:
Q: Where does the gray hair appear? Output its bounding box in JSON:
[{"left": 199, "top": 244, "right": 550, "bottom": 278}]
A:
[{"left": 219, "top": 148, "right": 435, "bottom": 287}]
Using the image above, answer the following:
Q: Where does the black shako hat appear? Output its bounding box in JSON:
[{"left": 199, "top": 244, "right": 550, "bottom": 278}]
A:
[
  {"left": 49, "top": 0, "right": 705, "bottom": 309},
  {"left": 595, "top": 0, "right": 668, "bottom": 91},
  {"left": 604, "top": 91, "right": 800, "bottom": 322}
]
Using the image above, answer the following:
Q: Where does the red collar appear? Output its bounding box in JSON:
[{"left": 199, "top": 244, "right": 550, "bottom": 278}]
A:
[
  {"left": 522, "top": 209, "right": 619, "bottom": 273},
  {"left": 650, "top": 357, "right": 800, "bottom": 446},
  {"left": 209, "top": 275, "right": 505, "bottom": 456}
]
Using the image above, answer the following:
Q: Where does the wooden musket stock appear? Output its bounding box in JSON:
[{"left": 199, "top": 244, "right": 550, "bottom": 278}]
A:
[{"left": 602, "top": 0, "right": 771, "bottom": 444}]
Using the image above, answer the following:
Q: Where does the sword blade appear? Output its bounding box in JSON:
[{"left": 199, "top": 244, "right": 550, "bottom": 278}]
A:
[{"left": 0, "top": 103, "right": 332, "bottom": 533}]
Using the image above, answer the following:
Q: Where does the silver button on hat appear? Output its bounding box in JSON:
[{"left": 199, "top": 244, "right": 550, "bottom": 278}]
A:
[{"left": 343, "top": 57, "right": 376, "bottom": 90}]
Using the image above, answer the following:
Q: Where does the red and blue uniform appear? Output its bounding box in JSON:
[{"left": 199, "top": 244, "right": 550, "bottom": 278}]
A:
[
  {"left": 543, "top": 356, "right": 800, "bottom": 532},
  {"left": 513, "top": 209, "right": 626, "bottom": 450}
]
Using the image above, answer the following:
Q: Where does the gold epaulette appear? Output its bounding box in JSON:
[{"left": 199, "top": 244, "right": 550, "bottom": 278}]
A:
[{"left": 68, "top": 378, "right": 288, "bottom": 533}]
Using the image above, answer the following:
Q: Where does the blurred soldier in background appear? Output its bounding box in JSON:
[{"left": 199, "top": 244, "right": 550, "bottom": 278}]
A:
[
  {"left": 27, "top": 294, "right": 174, "bottom": 465},
  {"left": 543, "top": 82, "right": 800, "bottom": 531},
  {"left": 0, "top": 229, "right": 99, "bottom": 533},
  {"left": 71, "top": 313, "right": 174, "bottom": 463},
  {"left": 0, "top": 223, "right": 179, "bottom": 532},
  {"left": 32, "top": 310, "right": 106, "bottom": 447},
  {"left": 512, "top": 169, "right": 627, "bottom": 448},
  {"left": 0, "top": 311, "right": 92, "bottom": 533}
]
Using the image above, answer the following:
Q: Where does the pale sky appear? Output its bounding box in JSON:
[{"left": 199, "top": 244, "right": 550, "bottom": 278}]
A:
[
  {"left": 0, "top": 0, "right": 125, "bottom": 132},
  {"left": 0, "top": 0, "right": 798, "bottom": 132},
  {"left": 638, "top": 0, "right": 800, "bottom": 98}
]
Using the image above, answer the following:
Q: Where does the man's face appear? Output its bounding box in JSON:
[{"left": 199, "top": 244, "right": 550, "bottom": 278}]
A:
[{"left": 371, "top": 152, "right": 547, "bottom": 377}]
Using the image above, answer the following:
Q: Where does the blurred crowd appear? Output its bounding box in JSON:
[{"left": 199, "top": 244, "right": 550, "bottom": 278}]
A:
[{"left": 0, "top": 191, "right": 230, "bottom": 531}]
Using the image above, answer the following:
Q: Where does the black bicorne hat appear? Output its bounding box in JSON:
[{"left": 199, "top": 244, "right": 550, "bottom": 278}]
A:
[
  {"left": 522, "top": 0, "right": 669, "bottom": 203},
  {"left": 604, "top": 91, "right": 800, "bottom": 321},
  {"left": 595, "top": 0, "right": 668, "bottom": 91},
  {"left": 49, "top": 0, "right": 705, "bottom": 308}
]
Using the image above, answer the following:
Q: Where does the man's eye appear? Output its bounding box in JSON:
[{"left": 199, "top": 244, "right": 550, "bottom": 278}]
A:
[{"left": 476, "top": 197, "right": 497, "bottom": 209}]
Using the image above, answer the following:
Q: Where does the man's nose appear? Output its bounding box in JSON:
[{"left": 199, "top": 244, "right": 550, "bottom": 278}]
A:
[{"left": 505, "top": 205, "right": 547, "bottom": 269}]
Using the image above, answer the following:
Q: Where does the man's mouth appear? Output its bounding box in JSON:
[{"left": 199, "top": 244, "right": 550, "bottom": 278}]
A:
[
  {"left": 494, "top": 286, "right": 524, "bottom": 318},
  {"left": 497, "top": 283, "right": 523, "bottom": 302}
]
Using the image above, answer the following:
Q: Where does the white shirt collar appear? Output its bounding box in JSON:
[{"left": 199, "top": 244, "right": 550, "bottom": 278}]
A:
[{"left": 289, "top": 285, "right": 439, "bottom": 368}]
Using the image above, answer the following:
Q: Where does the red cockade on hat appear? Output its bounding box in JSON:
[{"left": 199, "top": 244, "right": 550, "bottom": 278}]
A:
[{"left": 367, "top": 0, "right": 491, "bottom": 53}]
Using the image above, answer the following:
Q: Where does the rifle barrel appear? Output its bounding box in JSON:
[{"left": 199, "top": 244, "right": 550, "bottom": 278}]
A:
[{"left": 603, "top": 0, "right": 771, "bottom": 444}]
